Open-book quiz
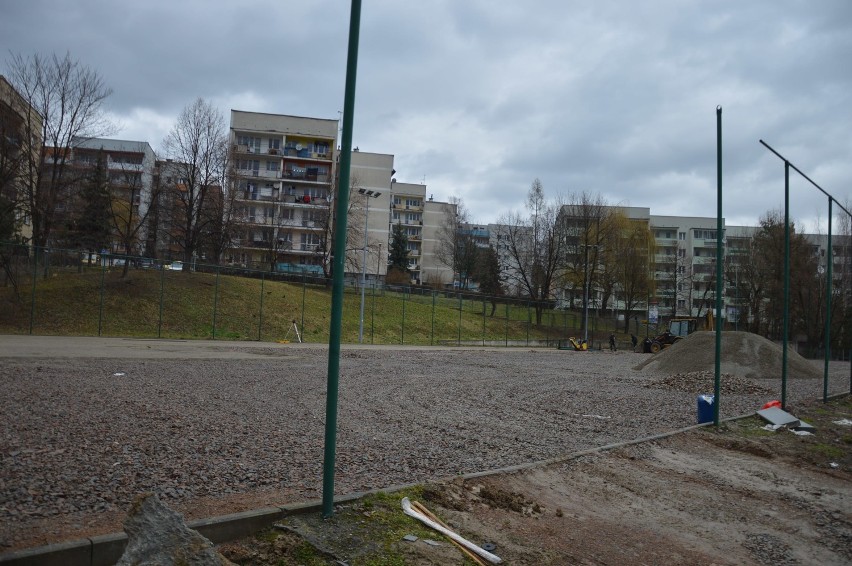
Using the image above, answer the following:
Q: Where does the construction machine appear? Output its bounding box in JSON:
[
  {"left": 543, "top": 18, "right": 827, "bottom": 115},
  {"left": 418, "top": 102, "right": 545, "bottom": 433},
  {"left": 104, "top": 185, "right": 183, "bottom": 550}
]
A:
[{"left": 645, "top": 313, "right": 714, "bottom": 353}]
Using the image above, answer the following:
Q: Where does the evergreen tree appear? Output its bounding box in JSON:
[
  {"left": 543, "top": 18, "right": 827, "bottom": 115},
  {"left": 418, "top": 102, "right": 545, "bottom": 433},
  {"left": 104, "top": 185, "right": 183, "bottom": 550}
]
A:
[
  {"left": 389, "top": 221, "right": 409, "bottom": 272},
  {"left": 75, "top": 151, "right": 112, "bottom": 254},
  {"left": 475, "top": 246, "right": 503, "bottom": 316}
]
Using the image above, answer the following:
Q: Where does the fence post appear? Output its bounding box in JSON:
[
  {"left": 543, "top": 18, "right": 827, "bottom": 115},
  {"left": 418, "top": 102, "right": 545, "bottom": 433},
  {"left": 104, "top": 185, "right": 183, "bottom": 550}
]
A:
[
  {"left": 482, "top": 299, "right": 486, "bottom": 346},
  {"left": 526, "top": 301, "right": 531, "bottom": 346},
  {"left": 301, "top": 274, "right": 307, "bottom": 333},
  {"left": 370, "top": 281, "right": 376, "bottom": 344},
  {"left": 258, "top": 272, "right": 265, "bottom": 341},
  {"left": 430, "top": 290, "right": 436, "bottom": 346},
  {"left": 212, "top": 266, "right": 220, "bottom": 339},
  {"left": 504, "top": 302, "right": 509, "bottom": 347},
  {"left": 157, "top": 263, "right": 165, "bottom": 338},
  {"left": 28, "top": 248, "right": 37, "bottom": 335},
  {"left": 401, "top": 288, "right": 406, "bottom": 345},
  {"left": 457, "top": 293, "right": 463, "bottom": 346},
  {"left": 98, "top": 258, "right": 106, "bottom": 336}
]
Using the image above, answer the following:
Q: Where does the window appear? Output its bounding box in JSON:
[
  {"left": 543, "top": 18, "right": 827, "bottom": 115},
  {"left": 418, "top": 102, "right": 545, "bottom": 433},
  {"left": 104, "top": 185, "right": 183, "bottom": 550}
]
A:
[
  {"left": 406, "top": 198, "right": 421, "bottom": 207},
  {"left": 406, "top": 212, "right": 422, "bottom": 223},
  {"left": 314, "top": 141, "right": 329, "bottom": 155},
  {"left": 266, "top": 160, "right": 279, "bottom": 171},
  {"left": 393, "top": 196, "right": 403, "bottom": 206},
  {"left": 279, "top": 208, "right": 294, "bottom": 220},
  {"left": 678, "top": 248, "right": 686, "bottom": 258},
  {"left": 678, "top": 232, "right": 686, "bottom": 240},
  {"left": 268, "top": 138, "right": 280, "bottom": 150},
  {"left": 237, "top": 135, "right": 261, "bottom": 149}
]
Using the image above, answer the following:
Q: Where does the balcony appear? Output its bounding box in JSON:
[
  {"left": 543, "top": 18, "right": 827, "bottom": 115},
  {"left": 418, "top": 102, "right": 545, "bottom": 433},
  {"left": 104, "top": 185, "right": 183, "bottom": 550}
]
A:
[
  {"left": 281, "top": 171, "right": 330, "bottom": 183},
  {"left": 241, "top": 191, "right": 278, "bottom": 202},
  {"left": 281, "top": 147, "right": 332, "bottom": 160}
]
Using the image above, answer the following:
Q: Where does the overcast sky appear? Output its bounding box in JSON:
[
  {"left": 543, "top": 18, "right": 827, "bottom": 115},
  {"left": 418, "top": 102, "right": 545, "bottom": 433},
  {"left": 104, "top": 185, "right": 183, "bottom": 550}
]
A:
[{"left": 2, "top": 0, "right": 850, "bottom": 231}]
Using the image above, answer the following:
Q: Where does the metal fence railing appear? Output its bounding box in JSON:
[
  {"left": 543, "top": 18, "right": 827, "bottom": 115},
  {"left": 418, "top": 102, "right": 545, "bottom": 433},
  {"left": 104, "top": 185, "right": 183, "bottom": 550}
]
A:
[{"left": 2, "top": 242, "right": 624, "bottom": 346}]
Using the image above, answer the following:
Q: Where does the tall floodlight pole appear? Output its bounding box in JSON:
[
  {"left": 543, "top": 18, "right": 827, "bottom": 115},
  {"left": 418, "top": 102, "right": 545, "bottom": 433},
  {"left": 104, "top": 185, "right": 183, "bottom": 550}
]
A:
[
  {"left": 781, "top": 162, "right": 790, "bottom": 409},
  {"left": 824, "top": 198, "right": 833, "bottom": 402},
  {"left": 583, "top": 244, "right": 590, "bottom": 343},
  {"left": 322, "top": 0, "right": 362, "bottom": 519},
  {"left": 713, "top": 106, "right": 723, "bottom": 426},
  {"left": 358, "top": 188, "right": 381, "bottom": 343}
]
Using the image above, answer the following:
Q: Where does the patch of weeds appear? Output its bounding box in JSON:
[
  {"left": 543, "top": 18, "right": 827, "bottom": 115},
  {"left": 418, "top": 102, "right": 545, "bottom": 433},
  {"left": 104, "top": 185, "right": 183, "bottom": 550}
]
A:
[
  {"left": 291, "top": 541, "right": 327, "bottom": 565},
  {"left": 255, "top": 529, "right": 279, "bottom": 543},
  {"left": 809, "top": 443, "right": 845, "bottom": 460}
]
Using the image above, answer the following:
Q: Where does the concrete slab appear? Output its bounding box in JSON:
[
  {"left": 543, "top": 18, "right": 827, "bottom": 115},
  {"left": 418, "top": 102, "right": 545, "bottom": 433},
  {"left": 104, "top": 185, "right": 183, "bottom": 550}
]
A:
[{"left": 756, "top": 407, "right": 800, "bottom": 427}]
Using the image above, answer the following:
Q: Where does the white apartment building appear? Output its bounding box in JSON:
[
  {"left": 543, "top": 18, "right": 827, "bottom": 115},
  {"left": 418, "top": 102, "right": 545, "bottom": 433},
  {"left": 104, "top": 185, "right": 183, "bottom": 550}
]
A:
[
  {"left": 229, "top": 110, "right": 338, "bottom": 273},
  {"left": 349, "top": 150, "right": 455, "bottom": 286}
]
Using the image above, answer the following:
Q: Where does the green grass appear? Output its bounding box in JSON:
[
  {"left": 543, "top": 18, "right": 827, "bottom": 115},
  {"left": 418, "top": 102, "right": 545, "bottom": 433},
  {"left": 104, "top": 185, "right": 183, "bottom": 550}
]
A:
[{"left": 0, "top": 267, "right": 600, "bottom": 345}]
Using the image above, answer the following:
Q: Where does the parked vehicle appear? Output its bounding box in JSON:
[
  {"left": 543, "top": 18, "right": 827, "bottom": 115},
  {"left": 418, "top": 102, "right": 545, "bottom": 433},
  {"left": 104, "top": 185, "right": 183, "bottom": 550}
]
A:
[{"left": 168, "top": 262, "right": 184, "bottom": 271}]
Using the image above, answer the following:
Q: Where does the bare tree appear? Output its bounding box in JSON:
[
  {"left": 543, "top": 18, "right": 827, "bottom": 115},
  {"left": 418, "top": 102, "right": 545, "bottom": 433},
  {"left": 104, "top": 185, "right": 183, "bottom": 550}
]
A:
[
  {"left": 6, "top": 52, "right": 114, "bottom": 249},
  {"left": 108, "top": 158, "right": 159, "bottom": 276},
  {"left": 318, "top": 173, "right": 365, "bottom": 278},
  {"left": 436, "top": 196, "right": 478, "bottom": 289},
  {"left": 496, "top": 179, "right": 565, "bottom": 324},
  {"left": 160, "top": 98, "right": 228, "bottom": 271},
  {"left": 609, "top": 213, "right": 654, "bottom": 332},
  {"left": 558, "top": 192, "right": 612, "bottom": 337},
  {"left": 199, "top": 145, "right": 242, "bottom": 266}
]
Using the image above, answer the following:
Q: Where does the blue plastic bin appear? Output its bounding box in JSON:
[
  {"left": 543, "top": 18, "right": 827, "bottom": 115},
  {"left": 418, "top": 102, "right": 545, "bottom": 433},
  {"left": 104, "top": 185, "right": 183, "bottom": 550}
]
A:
[{"left": 697, "top": 394, "right": 715, "bottom": 424}]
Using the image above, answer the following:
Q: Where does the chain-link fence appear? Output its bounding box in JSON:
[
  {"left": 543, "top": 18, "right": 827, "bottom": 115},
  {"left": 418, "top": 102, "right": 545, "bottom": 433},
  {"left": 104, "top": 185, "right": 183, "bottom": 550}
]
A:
[{"left": 0, "top": 242, "right": 644, "bottom": 346}]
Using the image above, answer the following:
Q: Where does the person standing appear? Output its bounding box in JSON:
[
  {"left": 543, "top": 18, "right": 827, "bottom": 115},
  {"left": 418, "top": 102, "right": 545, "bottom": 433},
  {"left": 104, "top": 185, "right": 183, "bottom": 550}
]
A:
[{"left": 609, "top": 333, "right": 616, "bottom": 351}]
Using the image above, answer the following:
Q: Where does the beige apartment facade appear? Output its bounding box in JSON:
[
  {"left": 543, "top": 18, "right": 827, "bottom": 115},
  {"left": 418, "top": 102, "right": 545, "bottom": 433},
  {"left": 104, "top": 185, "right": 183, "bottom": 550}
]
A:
[{"left": 228, "top": 110, "right": 338, "bottom": 273}]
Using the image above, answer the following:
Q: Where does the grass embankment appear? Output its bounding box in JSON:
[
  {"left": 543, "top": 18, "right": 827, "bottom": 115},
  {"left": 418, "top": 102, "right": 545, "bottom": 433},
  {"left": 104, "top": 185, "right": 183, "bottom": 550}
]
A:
[{"left": 0, "top": 268, "right": 583, "bottom": 344}]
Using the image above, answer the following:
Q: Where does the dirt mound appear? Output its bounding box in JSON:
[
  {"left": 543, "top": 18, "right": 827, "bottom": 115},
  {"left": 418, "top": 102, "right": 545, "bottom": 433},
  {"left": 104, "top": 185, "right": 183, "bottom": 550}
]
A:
[{"left": 634, "top": 331, "right": 823, "bottom": 380}]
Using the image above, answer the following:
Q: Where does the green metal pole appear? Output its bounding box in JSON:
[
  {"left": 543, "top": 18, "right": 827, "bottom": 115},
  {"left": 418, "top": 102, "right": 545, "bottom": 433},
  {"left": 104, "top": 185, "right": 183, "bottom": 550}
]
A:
[
  {"left": 212, "top": 266, "right": 220, "bottom": 339},
  {"left": 28, "top": 248, "right": 37, "bottom": 335},
  {"left": 258, "top": 272, "right": 265, "bottom": 341},
  {"left": 322, "top": 0, "right": 361, "bottom": 519},
  {"left": 482, "top": 299, "right": 486, "bottom": 346},
  {"left": 781, "top": 161, "right": 790, "bottom": 409},
  {"left": 301, "top": 274, "right": 306, "bottom": 333},
  {"left": 713, "top": 106, "right": 723, "bottom": 426},
  {"left": 401, "top": 289, "right": 406, "bottom": 345},
  {"left": 823, "top": 198, "right": 832, "bottom": 402},
  {"left": 505, "top": 302, "right": 509, "bottom": 347},
  {"left": 430, "top": 290, "right": 436, "bottom": 346},
  {"left": 157, "top": 262, "right": 165, "bottom": 338},
  {"left": 370, "top": 281, "right": 376, "bottom": 344},
  {"left": 457, "top": 293, "right": 463, "bottom": 346},
  {"left": 526, "top": 301, "right": 530, "bottom": 346},
  {"left": 98, "top": 258, "right": 106, "bottom": 336}
]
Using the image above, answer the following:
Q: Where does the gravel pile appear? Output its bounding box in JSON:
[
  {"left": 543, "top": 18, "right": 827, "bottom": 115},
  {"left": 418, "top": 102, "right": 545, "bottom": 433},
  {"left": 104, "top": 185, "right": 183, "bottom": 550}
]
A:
[
  {"left": 635, "top": 331, "right": 825, "bottom": 380},
  {"left": 646, "top": 371, "right": 774, "bottom": 395},
  {"left": 1, "top": 343, "right": 846, "bottom": 551}
]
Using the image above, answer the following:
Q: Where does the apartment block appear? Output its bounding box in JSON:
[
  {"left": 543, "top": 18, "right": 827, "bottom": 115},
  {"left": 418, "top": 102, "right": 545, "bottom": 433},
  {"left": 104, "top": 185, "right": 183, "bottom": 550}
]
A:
[
  {"left": 72, "top": 138, "right": 157, "bottom": 251},
  {"left": 228, "top": 110, "right": 338, "bottom": 273},
  {"left": 0, "top": 75, "right": 42, "bottom": 243}
]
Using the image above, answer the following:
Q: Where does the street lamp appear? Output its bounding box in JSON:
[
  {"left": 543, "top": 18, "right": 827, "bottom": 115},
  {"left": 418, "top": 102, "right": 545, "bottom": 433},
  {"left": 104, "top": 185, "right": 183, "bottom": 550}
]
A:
[{"left": 358, "top": 188, "right": 381, "bottom": 343}]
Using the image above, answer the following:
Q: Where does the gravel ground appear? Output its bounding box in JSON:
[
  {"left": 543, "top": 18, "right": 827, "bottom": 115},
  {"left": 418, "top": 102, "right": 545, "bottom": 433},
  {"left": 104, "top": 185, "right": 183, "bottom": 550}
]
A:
[{"left": 1, "top": 340, "right": 849, "bottom": 551}]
